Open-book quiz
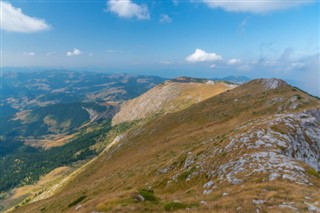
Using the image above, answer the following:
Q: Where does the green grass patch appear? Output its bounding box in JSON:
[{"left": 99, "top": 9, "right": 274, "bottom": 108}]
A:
[
  {"left": 164, "top": 202, "right": 186, "bottom": 211},
  {"left": 177, "top": 167, "right": 196, "bottom": 181},
  {"left": 219, "top": 151, "right": 227, "bottom": 157},
  {"left": 178, "top": 171, "right": 192, "bottom": 181},
  {"left": 270, "top": 125, "right": 286, "bottom": 135},
  {"left": 139, "top": 189, "right": 159, "bottom": 202},
  {"left": 306, "top": 167, "right": 320, "bottom": 178}
]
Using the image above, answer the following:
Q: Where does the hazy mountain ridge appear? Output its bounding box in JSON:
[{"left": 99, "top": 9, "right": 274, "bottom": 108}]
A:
[
  {"left": 1, "top": 71, "right": 165, "bottom": 104},
  {"left": 1, "top": 71, "right": 165, "bottom": 150},
  {"left": 10, "top": 78, "right": 320, "bottom": 213},
  {"left": 213, "top": 75, "right": 251, "bottom": 84}
]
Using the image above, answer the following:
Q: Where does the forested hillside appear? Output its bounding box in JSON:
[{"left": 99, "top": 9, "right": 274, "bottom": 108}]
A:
[{"left": 0, "top": 71, "right": 164, "bottom": 199}]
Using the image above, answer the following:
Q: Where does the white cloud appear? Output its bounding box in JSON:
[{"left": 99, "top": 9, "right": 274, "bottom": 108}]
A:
[
  {"left": 0, "top": 1, "right": 51, "bottom": 33},
  {"left": 159, "top": 14, "right": 172, "bottom": 24},
  {"left": 201, "top": 0, "right": 313, "bottom": 13},
  {"left": 66, "top": 48, "right": 82, "bottom": 56},
  {"left": 228, "top": 58, "right": 242, "bottom": 65},
  {"left": 107, "top": 0, "right": 150, "bottom": 20},
  {"left": 210, "top": 64, "right": 216, "bottom": 68},
  {"left": 186, "top": 49, "right": 223, "bottom": 63},
  {"left": 23, "top": 51, "right": 35, "bottom": 56}
]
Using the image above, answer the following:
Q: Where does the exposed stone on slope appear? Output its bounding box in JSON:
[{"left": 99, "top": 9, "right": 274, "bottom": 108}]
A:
[
  {"left": 305, "top": 202, "right": 320, "bottom": 212},
  {"left": 162, "top": 108, "right": 320, "bottom": 189},
  {"left": 217, "top": 151, "right": 309, "bottom": 185},
  {"left": 225, "top": 108, "right": 320, "bottom": 172},
  {"left": 257, "top": 78, "right": 286, "bottom": 90}
]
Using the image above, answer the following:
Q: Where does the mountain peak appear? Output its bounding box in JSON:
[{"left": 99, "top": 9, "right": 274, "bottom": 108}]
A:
[{"left": 256, "top": 78, "right": 287, "bottom": 90}]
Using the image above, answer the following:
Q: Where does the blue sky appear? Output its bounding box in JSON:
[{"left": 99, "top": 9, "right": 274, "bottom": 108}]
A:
[{"left": 1, "top": 0, "right": 319, "bottom": 96}]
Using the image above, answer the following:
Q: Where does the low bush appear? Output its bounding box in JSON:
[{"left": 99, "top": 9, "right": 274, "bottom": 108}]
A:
[
  {"left": 68, "top": 195, "right": 86, "bottom": 207},
  {"left": 139, "top": 189, "right": 159, "bottom": 202}
]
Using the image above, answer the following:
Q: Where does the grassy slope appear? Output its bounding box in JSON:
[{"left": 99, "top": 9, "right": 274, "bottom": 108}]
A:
[
  {"left": 14, "top": 80, "right": 320, "bottom": 212},
  {"left": 2, "top": 167, "right": 74, "bottom": 212},
  {"left": 112, "top": 81, "right": 234, "bottom": 125}
]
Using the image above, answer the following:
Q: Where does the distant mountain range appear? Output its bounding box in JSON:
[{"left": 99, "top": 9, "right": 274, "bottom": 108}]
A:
[
  {"left": 213, "top": 75, "right": 251, "bottom": 84},
  {"left": 1, "top": 70, "right": 165, "bottom": 139}
]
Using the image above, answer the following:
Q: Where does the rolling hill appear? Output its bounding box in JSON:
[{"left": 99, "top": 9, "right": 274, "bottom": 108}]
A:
[
  {"left": 11, "top": 78, "right": 320, "bottom": 213},
  {"left": 112, "top": 77, "right": 237, "bottom": 125}
]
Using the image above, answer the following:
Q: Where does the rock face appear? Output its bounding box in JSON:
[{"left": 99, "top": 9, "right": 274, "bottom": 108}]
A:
[
  {"left": 161, "top": 108, "right": 320, "bottom": 186},
  {"left": 258, "top": 78, "right": 286, "bottom": 90},
  {"left": 112, "top": 80, "right": 236, "bottom": 125},
  {"left": 226, "top": 109, "right": 320, "bottom": 171},
  {"left": 221, "top": 109, "right": 320, "bottom": 183}
]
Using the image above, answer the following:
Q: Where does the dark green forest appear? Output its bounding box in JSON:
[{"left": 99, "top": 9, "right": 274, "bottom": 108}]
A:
[
  {"left": 0, "top": 120, "right": 111, "bottom": 192},
  {"left": 0, "top": 70, "right": 164, "bottom": 193}
]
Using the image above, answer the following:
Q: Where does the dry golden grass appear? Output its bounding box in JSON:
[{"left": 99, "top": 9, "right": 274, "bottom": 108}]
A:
[
  {"left": 24, "top": 134, "right": 75, "bottom": 149},
  {"left": 2, "top": 167, "right": 73, "bottom": 213},
  {"left": 12, "top": 80, "right": 320, "bottom": 213},
  {"left": 112, "top": 81, "right": 234, "bottom": 125}
]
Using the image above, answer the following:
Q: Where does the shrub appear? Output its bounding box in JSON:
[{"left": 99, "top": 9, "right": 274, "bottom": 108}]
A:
[
  {"left": 68, "top": 195, "right": 86, "bottom": 207},
  {"left": 177, "top": 167, "right": 196, "bottom": 181},
  {"left": 139, "top": 189, "right": 159, "bottom": 202}
]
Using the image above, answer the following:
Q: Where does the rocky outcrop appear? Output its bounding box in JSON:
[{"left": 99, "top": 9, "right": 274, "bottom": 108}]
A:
[
  {"left": 162, "top": 108, "right": 320, "bottom": 188},
  {"left": 257, "top": 78, "right": 287, "bottom": 90}
]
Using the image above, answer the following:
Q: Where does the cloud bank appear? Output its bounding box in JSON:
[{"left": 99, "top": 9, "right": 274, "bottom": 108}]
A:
[
  {"left": 228, "top": 58, "right": 242, "bottom": 65},
  {"left": 186, "top": 49, "right": 223, "bottom": 63},
  {"left": 23, "top": 51, "right": 35, "bottom": 56},
  {"left": 201, "top": 0, "right": 313, "bottom": 13},
  {"left": 66, "top": 48, "right": 82, "bottom": 56},
  {"left": 107, "top": 0, "right": 150, "bottom": 20},
  {"left": 0, "top": 1, "right": 51, "bottom": 33}
]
